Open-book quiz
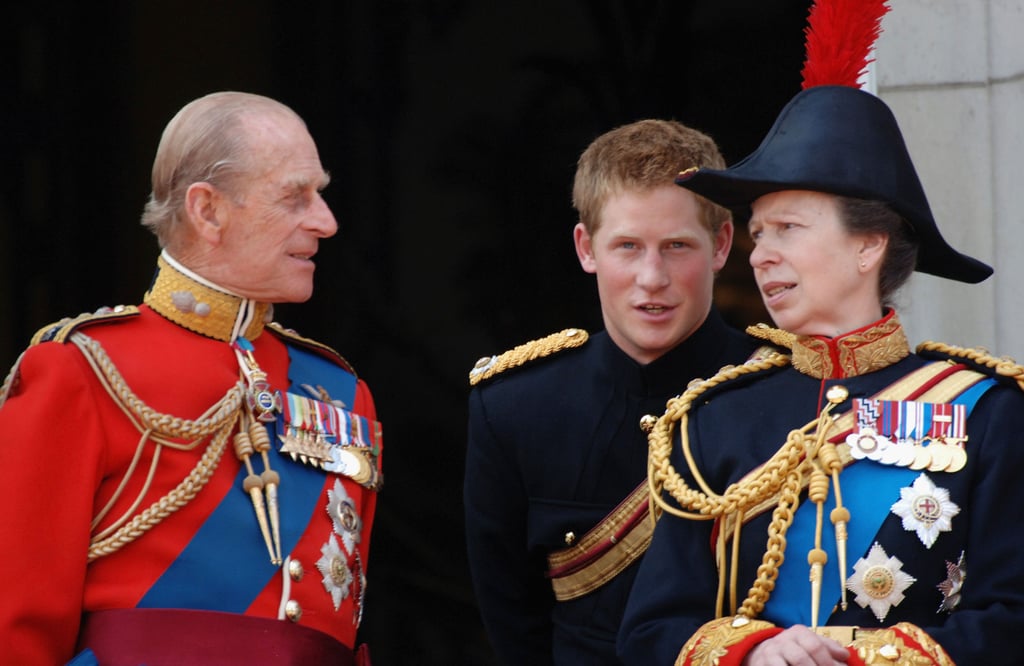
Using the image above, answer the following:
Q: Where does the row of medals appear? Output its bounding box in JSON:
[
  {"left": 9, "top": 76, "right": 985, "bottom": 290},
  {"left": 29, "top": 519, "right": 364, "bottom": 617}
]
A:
[
  {"left": 848, "top": 429, "right": 967, "bottom": 473},
  {"left": 247, "top": 377, "right": 381, "bottom": 490},
  {"left": 278, "top": 424, "right": 381, "bottom": 489}
]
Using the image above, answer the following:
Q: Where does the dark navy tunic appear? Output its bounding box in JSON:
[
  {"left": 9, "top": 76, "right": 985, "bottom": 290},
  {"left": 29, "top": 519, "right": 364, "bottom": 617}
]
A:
[
  {"left": 465, "top": 309, "right": 757, "bottom": 665},
  {"left": 619, "top": 346, "right": 1024, "bottom": 665}
]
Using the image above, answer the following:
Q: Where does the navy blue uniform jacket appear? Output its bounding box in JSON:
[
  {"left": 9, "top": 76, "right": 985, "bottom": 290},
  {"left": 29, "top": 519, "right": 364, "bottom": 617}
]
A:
[
  {"left": 465, "top": 309, "right": 757, "bottom": 665},
  {"left": 619, "top": 346, "right": 1024, "bottom": 665}
]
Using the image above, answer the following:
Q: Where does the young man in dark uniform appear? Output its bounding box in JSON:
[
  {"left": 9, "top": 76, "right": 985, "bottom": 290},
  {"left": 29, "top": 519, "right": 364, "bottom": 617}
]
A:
[{"left": 464, "top": 119, "right": 759, "bottom": 665}]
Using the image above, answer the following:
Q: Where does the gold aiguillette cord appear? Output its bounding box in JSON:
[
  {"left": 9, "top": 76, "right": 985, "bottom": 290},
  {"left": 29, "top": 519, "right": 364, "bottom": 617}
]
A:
[{"left": 233, "top": 337, "right": 284, "bottom": 565}]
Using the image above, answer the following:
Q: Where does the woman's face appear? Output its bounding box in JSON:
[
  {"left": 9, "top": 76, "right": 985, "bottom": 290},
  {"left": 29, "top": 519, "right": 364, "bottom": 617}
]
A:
[{"left": 748, "top": 190, "right": 886, "bottom": 337}]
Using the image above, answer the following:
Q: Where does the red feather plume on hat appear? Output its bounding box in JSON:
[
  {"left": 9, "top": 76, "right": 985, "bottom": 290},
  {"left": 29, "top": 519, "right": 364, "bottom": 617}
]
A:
[{"left": 800, "top": 0, "right": 891, "bottom": 89}]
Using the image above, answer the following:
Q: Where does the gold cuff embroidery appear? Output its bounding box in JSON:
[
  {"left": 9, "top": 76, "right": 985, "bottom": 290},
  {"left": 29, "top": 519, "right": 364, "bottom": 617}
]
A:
[{"left": 677, "top": 616, "right": 776, "bottom": 666}]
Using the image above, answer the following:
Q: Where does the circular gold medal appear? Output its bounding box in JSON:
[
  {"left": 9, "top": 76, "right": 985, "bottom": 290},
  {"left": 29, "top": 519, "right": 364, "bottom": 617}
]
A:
[
  {"left": 927, "top": 444, "right": 953, "bottom": 472},
  {"left": 945, "top": 445, "right": 968, "bottom": 473},
  {"left": 909, "top": 446, "right": 931, "bottom": 471}
]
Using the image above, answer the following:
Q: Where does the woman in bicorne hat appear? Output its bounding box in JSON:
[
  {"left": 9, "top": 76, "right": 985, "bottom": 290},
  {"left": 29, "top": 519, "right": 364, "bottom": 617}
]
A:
[{"left": 617, "top": 4, "right": 1024, "bottom": 666}]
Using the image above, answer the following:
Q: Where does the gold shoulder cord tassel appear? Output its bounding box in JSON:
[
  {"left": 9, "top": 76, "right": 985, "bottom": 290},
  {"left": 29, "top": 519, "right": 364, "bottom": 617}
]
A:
[
  {"left": 250, "top": 418, "right": 283, "bottom": 564},
  {"left": 807, "top": 467, "right": 829, "bottom": 629},
  {"left": 647, "top": 354, "right": 857, "bottom": 625},
  {"left": 234, "top": 415, "right": 277, "bottom": 564},
  {"left": 806, "top": 385, "right": 851, "bottom": 625},
  {"left": 233, "top": 338, "right": 284, "bottom": 565}
]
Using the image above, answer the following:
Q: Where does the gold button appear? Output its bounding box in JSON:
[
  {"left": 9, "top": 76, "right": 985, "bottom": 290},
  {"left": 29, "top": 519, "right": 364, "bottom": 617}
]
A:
[
  {"left": 826, "top": 385, "right": 849, "bottom": 404},
  {"left": 639, "top": 414, "right": 657, "bottom": 433},
  {"left": 564, "top": 531, "right": 576, "bottom": 546},
  {"left": 285, "top": 600, "right": 303, "bottom": 622},
  {"left": 473, "top": 356, "right": 492, "bottom": 369},
  {"left": 288, "top": 559, "right": 305, "bottom": 582}
]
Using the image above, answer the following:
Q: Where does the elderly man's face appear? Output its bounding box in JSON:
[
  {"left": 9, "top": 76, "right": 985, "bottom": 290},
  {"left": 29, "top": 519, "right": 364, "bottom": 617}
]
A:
[{"left": 216, "top": 112, "right": 338, "bottom": 303}]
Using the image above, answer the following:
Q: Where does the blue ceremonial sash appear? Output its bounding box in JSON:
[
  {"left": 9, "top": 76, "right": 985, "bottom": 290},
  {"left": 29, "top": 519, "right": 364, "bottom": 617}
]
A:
[
  {"left": 762, "top": 377, "right": 995, "bottom": 626},
  {"left": 138, "top": 344, "right": 356, "bottom": 610}
]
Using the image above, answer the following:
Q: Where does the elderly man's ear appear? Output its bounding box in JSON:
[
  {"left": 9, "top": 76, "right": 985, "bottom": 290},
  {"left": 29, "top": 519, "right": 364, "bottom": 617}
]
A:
[{"left": 184, "top": 181, "right": 229, "bottom": 245}]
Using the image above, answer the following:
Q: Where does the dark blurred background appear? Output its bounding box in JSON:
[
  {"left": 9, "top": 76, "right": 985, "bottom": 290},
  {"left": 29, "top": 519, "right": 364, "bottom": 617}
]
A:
[{"left": 4, "top": 2, "right": 808, "bottom": 663}]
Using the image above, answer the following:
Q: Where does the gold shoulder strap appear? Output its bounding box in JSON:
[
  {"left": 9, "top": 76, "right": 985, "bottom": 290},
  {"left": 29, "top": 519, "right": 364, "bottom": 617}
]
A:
[
  {"left": 469, "top": 328, "right": 588, "bottom": 386},
  {"left": 265, "top": 322, "right": 355, "bottom": 374},
  {"left": 30, "top": 306, "right": 140, "bottom": 345}
]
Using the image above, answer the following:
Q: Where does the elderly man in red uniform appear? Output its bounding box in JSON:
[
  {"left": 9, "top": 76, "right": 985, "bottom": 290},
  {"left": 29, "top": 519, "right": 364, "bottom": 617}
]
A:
[{"left": 0, "top": 92, "right": 380, "bottom": 665}]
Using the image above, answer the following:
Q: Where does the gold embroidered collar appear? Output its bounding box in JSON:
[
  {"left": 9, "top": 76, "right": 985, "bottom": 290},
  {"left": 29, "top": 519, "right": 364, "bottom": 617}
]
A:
[
  {"left": 144, "top": 252, "right": 271, "bottom": 342},
  {"left": 747, "top": 310, "right": 910, "bottom": 379}
]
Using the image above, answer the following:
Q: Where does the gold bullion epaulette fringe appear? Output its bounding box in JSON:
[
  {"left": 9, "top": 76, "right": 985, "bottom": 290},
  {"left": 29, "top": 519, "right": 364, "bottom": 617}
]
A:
[
  {"left": 266, "top": 322, "right": 356, "bottom": 375},
  {"left": 469, "top": 328, "right": 589, "bottom": 386},
  {"left": 917, "top": 340, "right": 1024, "bottom": 392},
  {"left": 30, "top": 306, "right": 141, "bottom": 346},
  {"left": 746, "top": 322, "right": 795, "bottom": 350}
]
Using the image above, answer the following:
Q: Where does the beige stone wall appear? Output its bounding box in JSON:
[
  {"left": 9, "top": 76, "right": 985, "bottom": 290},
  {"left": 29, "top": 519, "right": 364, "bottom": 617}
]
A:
[{"left": 875, "top": 0, "right": 1024, "bottom": 360}]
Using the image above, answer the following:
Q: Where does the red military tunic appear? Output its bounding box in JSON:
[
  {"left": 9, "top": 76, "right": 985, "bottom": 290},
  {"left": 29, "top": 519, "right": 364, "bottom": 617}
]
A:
[{"left": 0, "top": 255, "right": 380, "bottom": 665}]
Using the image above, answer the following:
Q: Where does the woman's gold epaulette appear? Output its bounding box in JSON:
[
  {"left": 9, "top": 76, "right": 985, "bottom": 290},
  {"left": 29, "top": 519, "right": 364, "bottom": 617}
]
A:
[
  {"left": 265, "top": 322, "right": 356, "bottom": 375},
  {"left": 469, "top": 328, "right": 589, "bottom": 386},
  {"left": 29, "top": 306, "right": 140, "bottom": 346},
  {"left": 746, "top": 322, "right": 795, "bottom": 351},
  {"left": 678, "top": 342, "right": 791, "bottom": 400},
  {"left": 917, "top": 340, "right": 1024, "bottom": 391}
]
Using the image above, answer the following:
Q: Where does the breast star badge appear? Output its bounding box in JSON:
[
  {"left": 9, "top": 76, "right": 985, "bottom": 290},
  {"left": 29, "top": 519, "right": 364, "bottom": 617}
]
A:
[
  {"left": 847, "top": 543, "right": 916, "bottom": 622},
  {"left": 889, "top": 473, "right": 960, "bottom": 548},
  {"left": 317, "top": 479, "right": 362, "bottom": 614},
  {"left": 316, "top": 534, "right": 353, "bottom": 611}
]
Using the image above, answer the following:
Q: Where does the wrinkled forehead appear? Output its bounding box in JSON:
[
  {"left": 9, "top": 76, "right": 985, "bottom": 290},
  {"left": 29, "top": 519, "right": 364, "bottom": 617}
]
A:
[{"left": 238, "top": 112, "right": 327, "bottom": 181}]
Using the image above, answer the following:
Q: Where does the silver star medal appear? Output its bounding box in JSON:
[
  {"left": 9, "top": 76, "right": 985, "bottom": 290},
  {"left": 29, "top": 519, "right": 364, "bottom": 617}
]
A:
[
  {"left": 937, "top": 551, "right": 966, "bottom": 613},
  {"left": 316, "top": 535, "right": 353, "bottom": 611},
  {"left": 316, "top": 480, "right": 362, "bottom": 611},
  {"left": 847, "top": 543, "right": 916, "bottom": 622},
  {"left": 890, "top": 473, "right": 960, "bottom": 548}
]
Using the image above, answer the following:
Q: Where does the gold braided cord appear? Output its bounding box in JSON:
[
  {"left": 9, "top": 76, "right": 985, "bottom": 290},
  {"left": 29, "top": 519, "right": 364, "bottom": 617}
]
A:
[
  {"left": 90, "top": 429, "right": 161, "bottom": 535},
  {"left": 648, "top": 350, "right": 796, "bottom": 522},
  {"left": 87, "top": 418, "right": 236, "bottom": 561},
  {"left": 648, "top": 349, "right": 849, "bottom": 619},
  {"left": 917, "top": 340, "right": 1024, "bottom": 391},
  {"left": 73, "top": 334, "right": 245, "bottom": 441},
  {"left": 64, "top": 332, "right": 247, "bottom": 562},
  {"left": 468, "top": 329, "right": 588, "bottom": 385}
]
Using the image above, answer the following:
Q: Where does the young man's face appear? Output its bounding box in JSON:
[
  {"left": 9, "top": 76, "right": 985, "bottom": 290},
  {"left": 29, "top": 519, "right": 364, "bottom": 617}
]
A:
[{"left": 574, "top": 185, "right": 732, "bottom": 365}]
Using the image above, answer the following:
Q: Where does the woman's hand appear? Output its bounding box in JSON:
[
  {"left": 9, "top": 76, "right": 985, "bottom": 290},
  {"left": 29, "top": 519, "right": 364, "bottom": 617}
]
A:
[{"left": 742, "top": 625, "right": 849, "bottom": 666}]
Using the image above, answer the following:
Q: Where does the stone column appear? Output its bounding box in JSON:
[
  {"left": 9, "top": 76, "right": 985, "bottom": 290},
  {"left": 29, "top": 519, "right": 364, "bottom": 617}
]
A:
[{"left": 875, "top": 0, "right": 1024, "bottom": 360}]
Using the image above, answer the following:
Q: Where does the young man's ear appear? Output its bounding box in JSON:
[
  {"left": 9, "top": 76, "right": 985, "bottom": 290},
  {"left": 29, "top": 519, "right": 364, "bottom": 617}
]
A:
[
  {"left": 574, "top": 222, "right": 597, "bottom": 274},
  {"left": 711, "top": 219, "right": 734, "bottom": 273}
]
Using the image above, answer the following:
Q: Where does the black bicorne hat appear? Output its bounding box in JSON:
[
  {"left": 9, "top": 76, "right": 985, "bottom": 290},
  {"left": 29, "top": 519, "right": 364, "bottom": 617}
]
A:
[{"left": 677, "top": 88, "right": 992, "bottom": 284}]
